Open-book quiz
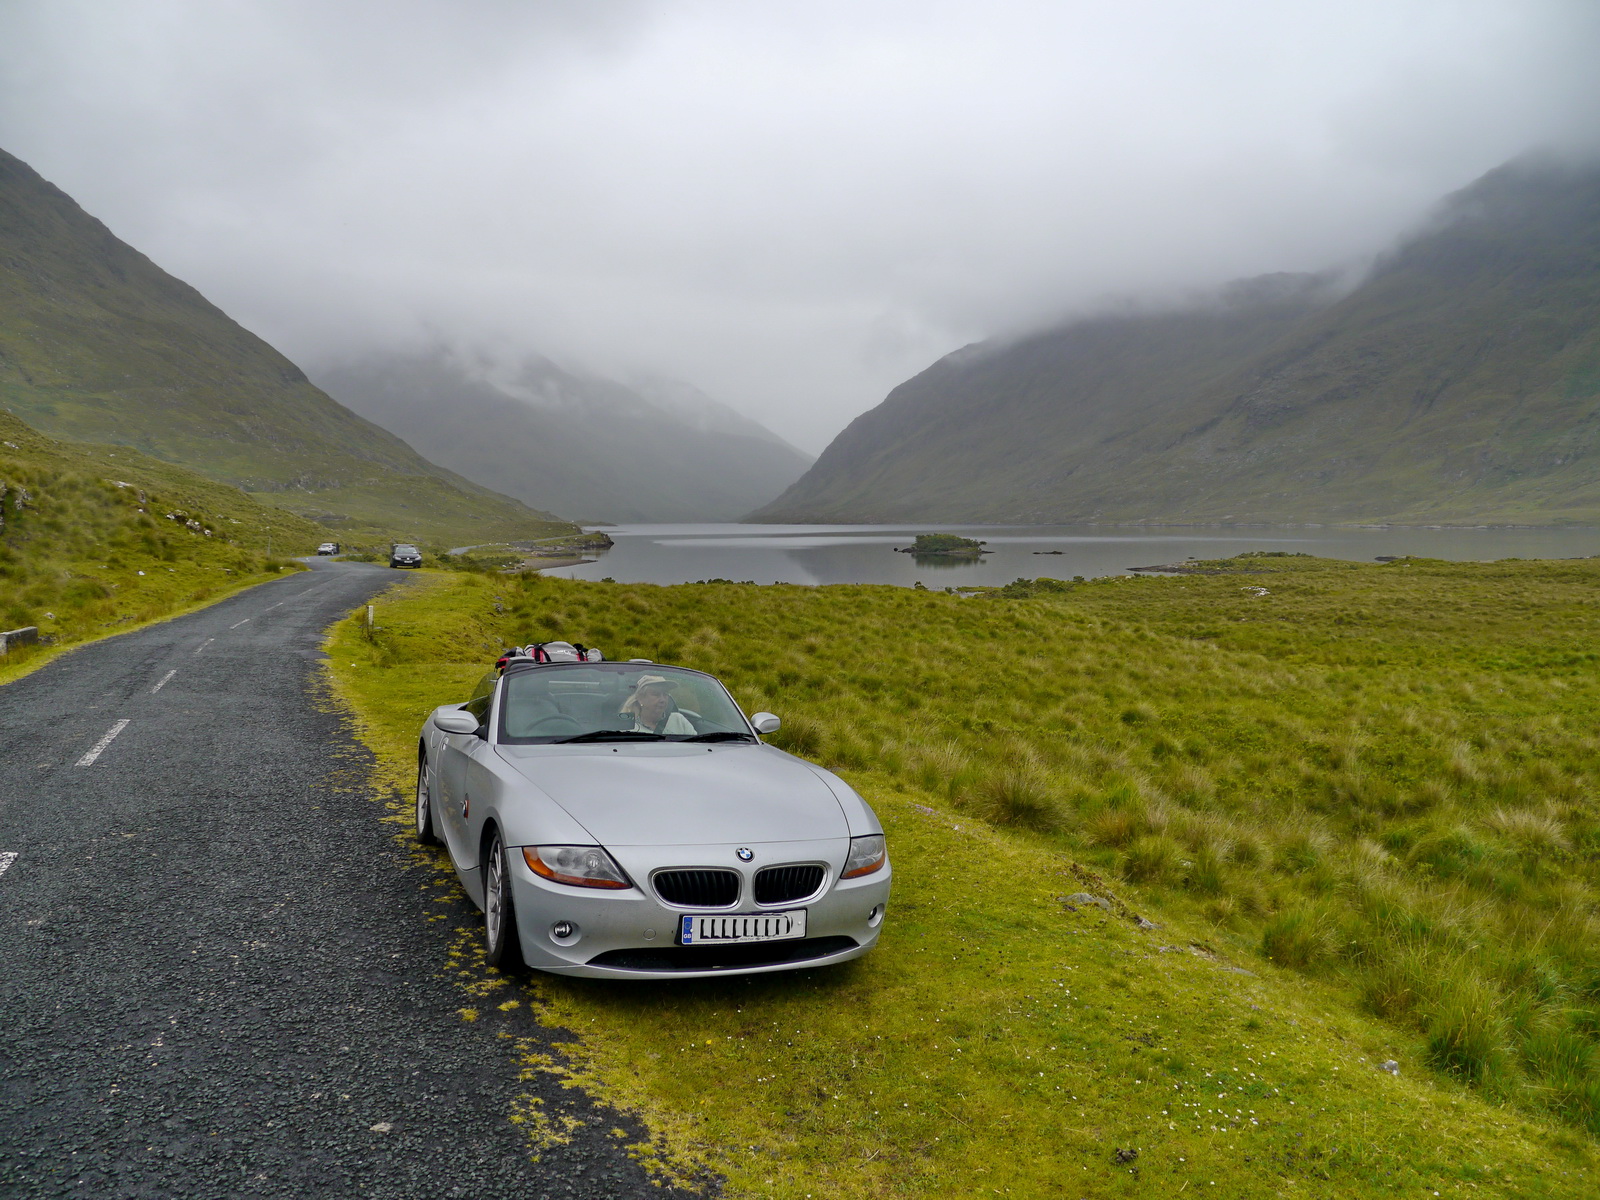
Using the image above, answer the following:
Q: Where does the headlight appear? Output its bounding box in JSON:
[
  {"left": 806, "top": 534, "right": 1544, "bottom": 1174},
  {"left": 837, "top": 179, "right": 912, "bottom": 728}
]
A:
[
  {"left": 522, "top": 845, "right": 631, "bottom": 889},
  {"left": 841, "top": 834, "right": 887, "bottom": 879}
]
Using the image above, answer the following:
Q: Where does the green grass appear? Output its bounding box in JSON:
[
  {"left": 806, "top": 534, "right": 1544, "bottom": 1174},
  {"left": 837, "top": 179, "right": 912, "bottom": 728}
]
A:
[
  {"left": 0, "top": 409, "right": 311, "bottom": 679},
  {"left": 325, "top": 556, "right": 1600, "bottom": 1196}
]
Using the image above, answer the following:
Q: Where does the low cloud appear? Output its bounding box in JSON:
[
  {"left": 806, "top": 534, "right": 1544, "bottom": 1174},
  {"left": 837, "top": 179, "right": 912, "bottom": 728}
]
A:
[{"left": 2, "top": 0, "right": 1596, "bottom": 452}]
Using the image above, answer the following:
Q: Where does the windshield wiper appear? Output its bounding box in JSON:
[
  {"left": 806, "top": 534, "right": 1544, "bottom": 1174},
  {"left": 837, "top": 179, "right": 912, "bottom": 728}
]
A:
[
  {"left": 555, "top": 730, "right": 666, "bottom": 744},
  {"left": 682, "top": 731, "right": 757, "bottom": 743}
]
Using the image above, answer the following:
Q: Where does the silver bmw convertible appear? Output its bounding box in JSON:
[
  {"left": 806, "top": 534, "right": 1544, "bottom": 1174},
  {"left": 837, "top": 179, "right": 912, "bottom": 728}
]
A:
[{"left": 415, "top": 651, "right": 890, "bottom": 978}]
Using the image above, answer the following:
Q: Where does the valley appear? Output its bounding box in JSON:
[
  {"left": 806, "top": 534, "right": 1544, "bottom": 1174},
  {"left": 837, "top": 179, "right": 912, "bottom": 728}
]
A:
[
  {"left": 314, "top": 350, "right": 812, "bottom": 524},
  {"left": 4, "top": 6, "right": 1599, "bottom": 1198}
]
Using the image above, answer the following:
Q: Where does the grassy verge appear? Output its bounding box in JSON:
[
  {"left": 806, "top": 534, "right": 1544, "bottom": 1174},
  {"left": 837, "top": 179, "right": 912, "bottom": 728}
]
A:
[
  {"left": 1, "top": 411, "right": 313, "bottom": 682},
  {"left": 326, "top": 560, "right": 1600, "bottom": 1196}
]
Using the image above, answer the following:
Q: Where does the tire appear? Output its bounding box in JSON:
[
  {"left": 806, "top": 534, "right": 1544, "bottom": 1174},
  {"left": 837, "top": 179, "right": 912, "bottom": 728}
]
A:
[
  {"left": 415, "top": 752, "right": 440, "bottom": 845},
  {"left": 483, "top": 828, "right": 525, "bottom": 972}
]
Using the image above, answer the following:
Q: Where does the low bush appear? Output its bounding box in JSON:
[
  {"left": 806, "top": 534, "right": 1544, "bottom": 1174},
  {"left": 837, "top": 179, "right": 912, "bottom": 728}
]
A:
[
  {"left": 976, "top": 765, "right": 1060, "bottom": 830},
  {"left": 1260, "top": 907, "right": 1336, "bottom": 969},
  {"left": 768, "top": 711, "right": 823, "bottom": 756},
  {"left": 1120, "top": 833, "right": 1181, "bottom": 882},
  {"left": 1425, "top": 972, "right": 1511, "bottom": 1084},
  {"left": 1184, "top": 841, "right": 1228, "bottom": 894}
]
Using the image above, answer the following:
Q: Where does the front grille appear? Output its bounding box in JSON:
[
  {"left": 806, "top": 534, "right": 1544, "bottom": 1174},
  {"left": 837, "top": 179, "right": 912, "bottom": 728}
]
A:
[
  {"left": 588, "top": 936, "right": 859, "bottom": 973},
  {"left": 653, "top": 869, "right": 740, "bottom": 908},
  {"left": 753, "top": 864, "right": 825, "bottom": 905}
]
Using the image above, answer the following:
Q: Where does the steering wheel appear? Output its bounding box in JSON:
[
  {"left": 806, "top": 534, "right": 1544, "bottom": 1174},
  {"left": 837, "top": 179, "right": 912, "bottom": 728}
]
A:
[{"left": 523, "top": 715, "right": 583, "bottom": 737}]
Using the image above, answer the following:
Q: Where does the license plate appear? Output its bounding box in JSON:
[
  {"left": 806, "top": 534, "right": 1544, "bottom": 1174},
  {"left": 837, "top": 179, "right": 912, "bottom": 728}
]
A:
[{"left": 680, "top": 909, "right": 807, "bottom": 945}]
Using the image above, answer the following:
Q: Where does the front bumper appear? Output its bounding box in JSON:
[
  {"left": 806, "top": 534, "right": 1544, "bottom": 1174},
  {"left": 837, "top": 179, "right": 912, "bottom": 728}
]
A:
[{"left": 509, "top": 839, "right": 891, "bottom": 980}]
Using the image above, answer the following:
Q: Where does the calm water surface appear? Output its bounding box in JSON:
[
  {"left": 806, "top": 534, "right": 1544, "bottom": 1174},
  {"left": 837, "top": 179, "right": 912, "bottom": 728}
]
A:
[{"left": 539, "top": 523, "right": 1600, "bottom": 587}]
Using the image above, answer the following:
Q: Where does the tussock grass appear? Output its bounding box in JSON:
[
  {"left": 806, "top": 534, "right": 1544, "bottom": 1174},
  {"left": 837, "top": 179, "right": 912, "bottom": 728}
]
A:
[
  {"left": 326, "top": 557, "right": 1600, "bottom": 1195},
  {"left": 1260, "top": 907, "right": 1336, "bottom": 969}
]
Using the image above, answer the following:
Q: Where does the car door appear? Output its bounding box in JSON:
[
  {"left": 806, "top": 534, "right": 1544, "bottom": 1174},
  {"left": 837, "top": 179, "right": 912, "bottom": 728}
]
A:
[
  {"left": 459, "top": 747, "right": 504, "bottom": 875},
  {"left": 438, "top": 672, "right": 496, "bottom": 866}
]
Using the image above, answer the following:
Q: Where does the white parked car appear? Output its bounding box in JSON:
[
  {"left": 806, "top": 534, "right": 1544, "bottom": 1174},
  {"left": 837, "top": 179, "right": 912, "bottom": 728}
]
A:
[{"left": 415, "top": 650, "right": 890, "bottom": 978}]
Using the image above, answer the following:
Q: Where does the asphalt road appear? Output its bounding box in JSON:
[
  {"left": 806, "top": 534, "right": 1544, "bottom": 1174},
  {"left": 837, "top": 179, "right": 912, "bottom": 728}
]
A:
[{"left": 0, "top": 560, "right": 695, "bottom": 1199}]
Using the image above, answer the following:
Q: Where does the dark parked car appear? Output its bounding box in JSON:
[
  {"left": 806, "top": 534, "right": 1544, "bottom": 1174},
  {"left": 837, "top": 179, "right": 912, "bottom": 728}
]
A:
[{"left": 389, "top": 543, "right": 423, "bottom": 569}]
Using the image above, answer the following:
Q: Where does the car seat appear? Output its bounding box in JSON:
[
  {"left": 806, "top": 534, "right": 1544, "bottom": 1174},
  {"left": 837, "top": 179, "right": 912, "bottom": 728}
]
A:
[{"left": 502, "top": 697, "right": 562, "bottom": 739}]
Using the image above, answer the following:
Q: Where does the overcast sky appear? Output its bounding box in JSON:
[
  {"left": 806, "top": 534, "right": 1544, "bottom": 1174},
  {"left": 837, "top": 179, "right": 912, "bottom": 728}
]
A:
[{"left": 2, "top": 1, "right": 1597, "bottom": 452}]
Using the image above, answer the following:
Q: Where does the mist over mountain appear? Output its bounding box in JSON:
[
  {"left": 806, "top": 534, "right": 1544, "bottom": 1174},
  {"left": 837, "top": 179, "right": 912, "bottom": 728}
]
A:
[
  {"left": 0, "top": 147, "right": 571, "bottom": 544},
  {"left": 312, "top": 350, "right": 813, "bottom": 524},
  {"left": 755, "top": 156, "right": 1600, "bottom": 527}
]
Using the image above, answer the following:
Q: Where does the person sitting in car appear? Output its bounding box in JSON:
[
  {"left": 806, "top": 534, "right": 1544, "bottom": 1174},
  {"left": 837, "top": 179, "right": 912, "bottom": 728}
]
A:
[{"left": 621, "top": 675, "right": 696, "bottom": 735}]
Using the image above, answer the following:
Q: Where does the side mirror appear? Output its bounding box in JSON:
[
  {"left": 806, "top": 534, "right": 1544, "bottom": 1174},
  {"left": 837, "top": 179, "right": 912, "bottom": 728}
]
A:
[
  {"left": 433, "top": 710, "right": 482, "bottom": 736},
  {"left": 750, "top": 712, "right": 781, "bottom": 735}
]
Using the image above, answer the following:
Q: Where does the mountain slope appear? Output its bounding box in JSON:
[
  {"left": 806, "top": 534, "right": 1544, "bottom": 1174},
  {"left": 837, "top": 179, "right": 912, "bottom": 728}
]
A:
[
  {"left": 756, "top": 156, "right": 1600, "bottom": 526},
  {"left": 313, "top": 350, "right": 812, "bottom": 523},
  {"left": 0, "top": 407, "right": 318, "bottom": 660},
  {"left": 0, "top": 148, "right": 573, "bottom": 544}
]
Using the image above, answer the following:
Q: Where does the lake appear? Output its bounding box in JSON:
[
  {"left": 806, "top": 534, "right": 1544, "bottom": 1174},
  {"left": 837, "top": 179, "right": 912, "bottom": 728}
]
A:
[{"left": 536, "top": 523, "right": 1600, "bottom": 587}]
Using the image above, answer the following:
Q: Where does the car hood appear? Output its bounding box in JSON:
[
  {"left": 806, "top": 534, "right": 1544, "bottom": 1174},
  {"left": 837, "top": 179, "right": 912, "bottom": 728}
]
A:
[{"left": 496, "top": 744, "right": 849, "bottom": 846}]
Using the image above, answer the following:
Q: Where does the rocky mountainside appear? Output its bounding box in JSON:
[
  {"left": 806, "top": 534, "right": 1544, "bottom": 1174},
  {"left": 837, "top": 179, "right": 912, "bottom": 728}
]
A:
[
  {"left": 313, "top": 350, "right": 812, "bottom": 523},
  {"left": 755, "top": 156, "right": 1600, "bottom": 526},
  {"left": 0, "top": 148, "right": 572, "bottom": 544}
]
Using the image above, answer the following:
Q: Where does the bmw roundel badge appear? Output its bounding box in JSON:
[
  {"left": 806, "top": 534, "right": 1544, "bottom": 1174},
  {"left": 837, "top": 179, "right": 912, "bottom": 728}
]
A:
[{"left": 736, "top": 847, "right": 754, "bottom": 862}]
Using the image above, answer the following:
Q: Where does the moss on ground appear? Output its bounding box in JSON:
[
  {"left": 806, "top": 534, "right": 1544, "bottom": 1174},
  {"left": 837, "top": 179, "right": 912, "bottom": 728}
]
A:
[{"left": 327, "top": 558, "right": 1600, "bottom": 1197}]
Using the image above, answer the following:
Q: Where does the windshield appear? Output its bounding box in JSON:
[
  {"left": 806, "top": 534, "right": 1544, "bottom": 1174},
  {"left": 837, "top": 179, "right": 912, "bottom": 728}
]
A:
[{"left": 497, "top": 663, "right": 754, "bottom": 744}]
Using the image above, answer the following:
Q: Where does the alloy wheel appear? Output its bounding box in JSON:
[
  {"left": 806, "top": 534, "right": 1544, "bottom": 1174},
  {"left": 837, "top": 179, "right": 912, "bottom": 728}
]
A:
[
  {"left": 415, "top": 756, "right": 439, "bottom": 845},
  {"left": 485, "top": 835, "right": 505, "bottom": 947}
]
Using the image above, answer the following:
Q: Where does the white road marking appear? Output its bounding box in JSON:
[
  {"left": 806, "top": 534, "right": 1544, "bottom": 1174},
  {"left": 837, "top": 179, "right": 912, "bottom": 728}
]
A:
[
  {"left": 152, "top": 669, "right": 177, "bottom": 694},
  {"left": 229, "top": 618, "right": 250, "bottom": 629},
  {"left": 0, "top": 852, "right": 16, "bottom": 879},
  {"left": 77, "top": 720, "right": 130, "bottom": 767},
  {"left": 193, "top": 638, "right": 213, "bottom": 655}
]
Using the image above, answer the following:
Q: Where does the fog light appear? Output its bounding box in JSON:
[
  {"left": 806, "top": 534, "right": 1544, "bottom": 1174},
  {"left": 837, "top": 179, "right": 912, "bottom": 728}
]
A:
[
  {"left": 867, "top": 904, "right": 884, "bottom": 928},
  {"left": 550, "top": 920, "right": 580, "bottom": 944}
]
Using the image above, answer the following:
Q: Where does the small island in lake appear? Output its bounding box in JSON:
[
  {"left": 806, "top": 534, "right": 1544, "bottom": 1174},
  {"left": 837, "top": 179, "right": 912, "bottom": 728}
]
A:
[{"left": 895, "top": 533, "right": 990, "bottom": 557}]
